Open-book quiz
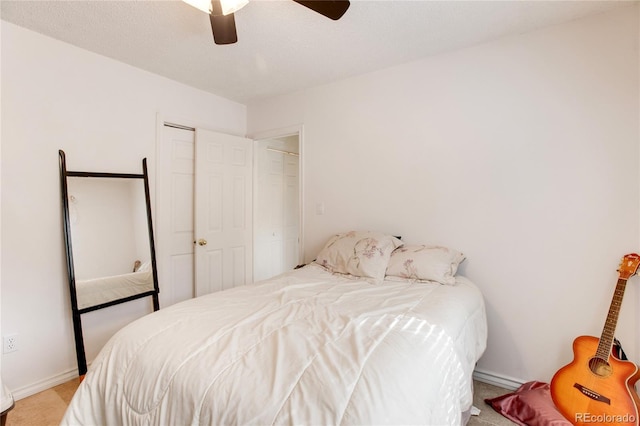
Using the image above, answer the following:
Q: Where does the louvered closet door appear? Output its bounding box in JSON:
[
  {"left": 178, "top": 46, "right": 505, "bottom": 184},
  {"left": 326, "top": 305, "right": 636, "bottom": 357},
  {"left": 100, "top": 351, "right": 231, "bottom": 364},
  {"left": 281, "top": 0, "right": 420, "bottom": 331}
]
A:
[{"left": 194, "top": 129, "right": 253, "bottom": 296}]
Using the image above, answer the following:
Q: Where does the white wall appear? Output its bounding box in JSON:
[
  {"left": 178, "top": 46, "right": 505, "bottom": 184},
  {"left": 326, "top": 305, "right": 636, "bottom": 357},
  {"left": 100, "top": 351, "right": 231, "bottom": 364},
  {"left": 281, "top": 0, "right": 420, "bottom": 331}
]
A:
[
  {"left": 248, "top": 6, "right": 640, "bottom": 384},
  {"left": 0, "top": 19, "right": 4, "bottom": 402},
  {"left": 1, "top": 21, "right": 246, "bottom": 396}
]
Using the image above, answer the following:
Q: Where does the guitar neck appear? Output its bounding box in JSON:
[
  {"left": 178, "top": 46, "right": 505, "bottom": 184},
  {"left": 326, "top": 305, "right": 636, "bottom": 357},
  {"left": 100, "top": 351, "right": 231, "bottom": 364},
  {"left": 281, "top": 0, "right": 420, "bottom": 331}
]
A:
[{"left": 596, "top": 278, "right": 628, "bottom": 360}]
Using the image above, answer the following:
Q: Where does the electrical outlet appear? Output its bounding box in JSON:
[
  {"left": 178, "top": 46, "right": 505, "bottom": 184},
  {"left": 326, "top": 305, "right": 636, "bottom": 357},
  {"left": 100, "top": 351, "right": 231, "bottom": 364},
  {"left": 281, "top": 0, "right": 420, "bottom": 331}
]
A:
[{"left": 3, "top": 334, "right": 18, "bottom": 353}]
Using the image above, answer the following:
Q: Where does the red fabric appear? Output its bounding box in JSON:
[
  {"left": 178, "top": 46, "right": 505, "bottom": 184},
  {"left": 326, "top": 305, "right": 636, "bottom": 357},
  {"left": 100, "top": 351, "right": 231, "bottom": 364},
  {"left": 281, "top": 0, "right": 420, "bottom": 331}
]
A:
[{"left": 484, "top": 381, "right": 571, "bottom": 426}]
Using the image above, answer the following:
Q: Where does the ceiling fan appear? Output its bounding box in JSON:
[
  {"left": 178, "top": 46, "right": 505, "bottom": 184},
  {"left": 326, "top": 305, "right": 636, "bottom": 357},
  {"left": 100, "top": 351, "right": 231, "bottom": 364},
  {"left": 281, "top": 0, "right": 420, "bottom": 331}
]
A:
[{"left": 183, "top": 0, "right": 351, "bottom": 45}]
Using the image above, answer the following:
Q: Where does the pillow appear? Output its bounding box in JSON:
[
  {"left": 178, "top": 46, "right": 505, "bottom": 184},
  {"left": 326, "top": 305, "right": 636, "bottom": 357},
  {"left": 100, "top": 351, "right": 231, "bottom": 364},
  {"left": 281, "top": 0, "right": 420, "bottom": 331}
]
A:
[
  {"left": 484, "top": 381, "right": 571, "bottom": 426},
  {"left": 135, "top": 261, "right": 152, "bottom": 273},
  {"left": 315, "top": 231, "right": 403, "bottom": 283},
  {"left": 385, "top": 244, "right": 465, "bottom": 285}
]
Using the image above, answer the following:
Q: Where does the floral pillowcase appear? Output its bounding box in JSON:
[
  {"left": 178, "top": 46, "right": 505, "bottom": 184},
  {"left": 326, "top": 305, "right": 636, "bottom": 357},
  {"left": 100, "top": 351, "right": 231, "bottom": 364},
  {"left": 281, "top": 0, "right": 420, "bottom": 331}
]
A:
[
  {"left": 315, "top": 231, "right": 404, "bottom": 283},
  {"left": 385, "top": 245, "right": 465, "bottom": 285}
]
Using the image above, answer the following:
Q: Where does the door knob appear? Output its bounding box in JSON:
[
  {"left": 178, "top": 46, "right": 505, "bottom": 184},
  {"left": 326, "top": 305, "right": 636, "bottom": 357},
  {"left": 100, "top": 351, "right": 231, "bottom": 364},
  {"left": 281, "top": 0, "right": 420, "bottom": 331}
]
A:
[{"left": 197, "top": 239, "right": 208, "bottom": 246}]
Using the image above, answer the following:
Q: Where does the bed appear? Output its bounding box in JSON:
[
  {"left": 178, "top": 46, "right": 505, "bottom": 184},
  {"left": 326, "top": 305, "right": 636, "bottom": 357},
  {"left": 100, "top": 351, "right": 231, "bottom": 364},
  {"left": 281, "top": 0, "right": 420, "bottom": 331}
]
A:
[
  {"left": 76, "top": 269, "right": 153, "bottom": 310},
  {"left": 61, "top": 231, "right": 487, "bottom": 425}
]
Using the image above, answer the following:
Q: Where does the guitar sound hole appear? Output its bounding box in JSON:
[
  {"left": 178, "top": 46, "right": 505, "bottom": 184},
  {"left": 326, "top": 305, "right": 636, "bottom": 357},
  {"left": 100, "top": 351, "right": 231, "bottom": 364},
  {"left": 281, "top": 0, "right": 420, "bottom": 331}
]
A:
[{"left": 588, "top": 357, "right": 612, "bottom": 377}]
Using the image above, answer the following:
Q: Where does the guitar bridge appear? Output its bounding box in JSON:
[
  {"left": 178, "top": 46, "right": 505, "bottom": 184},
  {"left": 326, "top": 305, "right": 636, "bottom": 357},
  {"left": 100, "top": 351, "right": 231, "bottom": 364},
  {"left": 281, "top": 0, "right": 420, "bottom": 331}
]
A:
[{"left": 574, "top": 383, "right": 611, "bottom": 405}]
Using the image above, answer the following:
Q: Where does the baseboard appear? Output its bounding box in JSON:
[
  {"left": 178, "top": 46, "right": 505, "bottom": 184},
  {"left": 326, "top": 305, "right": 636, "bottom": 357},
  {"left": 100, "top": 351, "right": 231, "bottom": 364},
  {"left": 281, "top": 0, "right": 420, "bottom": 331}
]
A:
[
  {"left": 473, "top": 368, "right": 524, "bottom": 391},
  {"left": 10, "top": 368, "right": 79, "bottom": 401}
]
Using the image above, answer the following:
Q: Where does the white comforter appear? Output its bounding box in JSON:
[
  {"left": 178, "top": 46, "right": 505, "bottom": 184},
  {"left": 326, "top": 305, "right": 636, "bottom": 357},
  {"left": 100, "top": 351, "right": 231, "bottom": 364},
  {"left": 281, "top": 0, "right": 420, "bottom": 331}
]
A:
[
  {"left": 76, "top": 270, "right": 153, "bottom": 310},
  {"left": 62, "top": 264, "right": 487, "bottom": 425}
]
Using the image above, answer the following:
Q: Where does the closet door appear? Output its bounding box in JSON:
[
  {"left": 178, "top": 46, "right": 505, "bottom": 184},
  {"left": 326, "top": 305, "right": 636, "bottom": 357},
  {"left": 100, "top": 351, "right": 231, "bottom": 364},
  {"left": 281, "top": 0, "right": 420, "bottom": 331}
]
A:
[
  {"left": 253, "top": 141, "right": 300, "bottom": 281},
  {"left": 158, "top": 126, "right": 195, "bottom": 306},
  {"left": 283, "top": 153, "right": 299, "bottom": 271},
  {"left": 194, "top": 129, "right": 253, "bottom": 296},
  {"left": 254, "top": 148, "right": 285, "bottom": 281}
]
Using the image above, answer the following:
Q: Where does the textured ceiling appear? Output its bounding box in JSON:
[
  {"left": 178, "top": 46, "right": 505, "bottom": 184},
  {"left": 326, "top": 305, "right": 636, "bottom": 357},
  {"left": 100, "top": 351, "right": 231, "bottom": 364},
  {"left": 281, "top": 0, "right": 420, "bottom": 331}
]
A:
[{"left": 0, "top": 0, "right": 629, "bottom": 104}]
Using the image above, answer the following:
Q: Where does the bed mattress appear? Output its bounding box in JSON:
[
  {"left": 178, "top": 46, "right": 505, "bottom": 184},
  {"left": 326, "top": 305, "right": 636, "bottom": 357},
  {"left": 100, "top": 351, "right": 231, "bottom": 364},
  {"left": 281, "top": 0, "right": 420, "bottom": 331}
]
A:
[
  {"left": 76, "top": 270, "right": 154, "bottom": 310},
  {"left": 62, "top": 263, "right": 487, "bottom": 425}
]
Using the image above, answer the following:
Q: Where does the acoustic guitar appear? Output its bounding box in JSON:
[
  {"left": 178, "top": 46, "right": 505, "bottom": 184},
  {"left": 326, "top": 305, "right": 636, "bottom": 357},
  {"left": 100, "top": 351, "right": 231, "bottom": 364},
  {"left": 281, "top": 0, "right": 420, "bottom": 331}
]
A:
[{"left": 550, "top": 253, "right": 640, "bottom": 425}]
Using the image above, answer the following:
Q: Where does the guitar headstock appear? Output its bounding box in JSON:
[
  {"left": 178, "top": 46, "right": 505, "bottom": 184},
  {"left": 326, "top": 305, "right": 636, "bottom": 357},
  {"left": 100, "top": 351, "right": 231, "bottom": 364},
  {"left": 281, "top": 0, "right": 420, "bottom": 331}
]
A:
[{"left": 618, "top": 253, "right": 640, "bottom": 280}]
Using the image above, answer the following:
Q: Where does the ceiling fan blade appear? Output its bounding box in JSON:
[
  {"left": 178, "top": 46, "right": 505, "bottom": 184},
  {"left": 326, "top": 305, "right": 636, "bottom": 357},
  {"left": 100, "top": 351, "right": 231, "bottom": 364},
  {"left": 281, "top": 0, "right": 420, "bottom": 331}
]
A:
[
  {"left": 210, "top": 0, "right": 238, "bottom": 44},
  {"left": 292, "top": 0, "right": 350, "bottom": 20}
]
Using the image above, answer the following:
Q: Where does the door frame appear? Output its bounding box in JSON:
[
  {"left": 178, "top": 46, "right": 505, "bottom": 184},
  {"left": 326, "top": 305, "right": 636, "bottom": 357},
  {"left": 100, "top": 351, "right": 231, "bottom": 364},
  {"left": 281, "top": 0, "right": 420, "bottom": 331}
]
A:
[
  {"left": 248, "top": 125, "right": 305, "bottom": 269},
  {"left": 155, "top": 115, "right": 305, "bottom": 295},
  {"left": 154, "top": 113, "right": 248, "bottom": 303}
]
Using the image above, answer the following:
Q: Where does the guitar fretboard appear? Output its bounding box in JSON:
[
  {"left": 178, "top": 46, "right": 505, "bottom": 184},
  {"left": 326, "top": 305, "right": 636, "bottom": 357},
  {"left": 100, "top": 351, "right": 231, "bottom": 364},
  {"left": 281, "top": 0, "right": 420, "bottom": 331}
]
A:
[{"left": 596, "top": 278, "right": 628, "bottom": 360}]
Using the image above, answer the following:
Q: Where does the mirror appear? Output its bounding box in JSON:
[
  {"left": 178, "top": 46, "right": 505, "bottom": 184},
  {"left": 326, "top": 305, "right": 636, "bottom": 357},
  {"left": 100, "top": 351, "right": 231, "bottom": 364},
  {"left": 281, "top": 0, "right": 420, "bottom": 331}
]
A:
[
  {"left": 59, "top": 150, "right": 159, "bottom": 377},
  {"left": 67, "top": 177, "right": 154, "bottom": 309}
]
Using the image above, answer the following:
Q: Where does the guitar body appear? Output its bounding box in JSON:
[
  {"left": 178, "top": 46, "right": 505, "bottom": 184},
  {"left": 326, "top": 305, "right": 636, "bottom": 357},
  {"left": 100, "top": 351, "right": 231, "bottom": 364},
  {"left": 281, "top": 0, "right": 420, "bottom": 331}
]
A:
[{"left": 551, "top": 335, "right": 640, "bottom": 425}]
